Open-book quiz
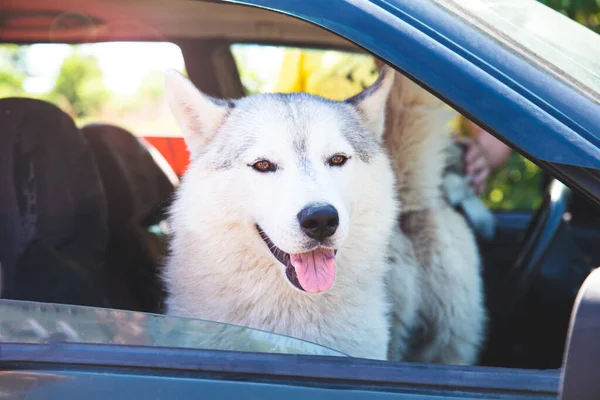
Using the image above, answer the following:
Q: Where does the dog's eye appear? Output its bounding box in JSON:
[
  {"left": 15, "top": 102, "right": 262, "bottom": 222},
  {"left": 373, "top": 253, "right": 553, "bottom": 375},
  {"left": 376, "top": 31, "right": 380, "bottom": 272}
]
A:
[
  {"left": 328, "top": 154, "right": 348, "bottom": 167},
  {"left": 251, "top": 160, "right": 276, "bottom": 172}
]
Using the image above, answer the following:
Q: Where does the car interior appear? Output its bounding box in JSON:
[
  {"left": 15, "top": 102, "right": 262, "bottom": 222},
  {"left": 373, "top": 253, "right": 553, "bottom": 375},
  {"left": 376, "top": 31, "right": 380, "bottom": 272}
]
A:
[{"left": 1, "top": 0, "right": 600, "bottom": 372}]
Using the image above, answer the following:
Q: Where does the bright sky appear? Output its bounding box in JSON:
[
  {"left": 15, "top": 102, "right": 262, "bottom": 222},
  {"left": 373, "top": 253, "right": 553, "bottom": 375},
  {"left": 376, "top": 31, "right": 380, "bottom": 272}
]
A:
[
  {"left": 24, "top": 42, "right": 185, "bottom": 95},
  {"left": 22, "top": 42, "right": 284, "bottom": 96}
]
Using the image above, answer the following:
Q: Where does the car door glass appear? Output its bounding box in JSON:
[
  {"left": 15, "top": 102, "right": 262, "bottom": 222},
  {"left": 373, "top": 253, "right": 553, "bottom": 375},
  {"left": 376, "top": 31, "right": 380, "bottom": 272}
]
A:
[{"left": 0, "top": 299, "right": 346, "bottom": 357}]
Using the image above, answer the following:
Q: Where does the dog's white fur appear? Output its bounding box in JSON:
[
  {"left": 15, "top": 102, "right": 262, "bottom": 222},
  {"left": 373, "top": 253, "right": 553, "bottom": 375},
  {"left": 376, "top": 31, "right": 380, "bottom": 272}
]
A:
[
  {"left": 162, "top": 64, "right": 486, "bottom": 364},
  {"left": 379, "top": 61, "right": 487, "bottom": 364}
]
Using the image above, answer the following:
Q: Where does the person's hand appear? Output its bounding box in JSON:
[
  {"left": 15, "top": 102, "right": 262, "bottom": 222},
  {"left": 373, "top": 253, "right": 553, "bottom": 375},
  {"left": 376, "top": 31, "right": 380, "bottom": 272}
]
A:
[
  {"left": 451, "top": 122, "right": 512, "bottom": 196},
  {"left": 453, "top": 135, "right": 491, "bottom": 195}
]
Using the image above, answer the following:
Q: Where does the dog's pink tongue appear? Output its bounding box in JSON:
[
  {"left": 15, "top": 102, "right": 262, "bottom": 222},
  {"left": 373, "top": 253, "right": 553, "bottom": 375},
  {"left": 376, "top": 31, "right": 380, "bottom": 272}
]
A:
[{"left": 290, "top": 249, "right": 336, "bottom": 293}]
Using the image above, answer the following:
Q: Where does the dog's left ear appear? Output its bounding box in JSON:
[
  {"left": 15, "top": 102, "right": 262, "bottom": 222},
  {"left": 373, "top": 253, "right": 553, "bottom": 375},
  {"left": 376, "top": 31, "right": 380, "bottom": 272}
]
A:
[
  {"left": 345, "top": 65, "right": 394, "bottom": 139},
  {"left": 164, "top": 69, "right": 233, "bottom": 154}
]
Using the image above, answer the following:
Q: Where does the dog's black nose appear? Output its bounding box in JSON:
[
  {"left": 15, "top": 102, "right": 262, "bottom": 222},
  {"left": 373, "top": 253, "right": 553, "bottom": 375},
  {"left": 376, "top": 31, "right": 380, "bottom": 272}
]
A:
[{"left": 297, "top": 204, "right": 339, "bottom": 242}]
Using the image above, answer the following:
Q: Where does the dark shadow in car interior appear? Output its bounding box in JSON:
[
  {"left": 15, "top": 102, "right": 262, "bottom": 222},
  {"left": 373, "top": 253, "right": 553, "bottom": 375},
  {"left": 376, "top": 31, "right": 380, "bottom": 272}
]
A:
[
  {"left": 0, "top": 99, "right": 173, "bottom": 314},
  {"left": 81, "top": 124, "right": 176, "bottom": 314},
  {"left": 480, "top": 180, "right": 595, "bottom": 369},
  {"left": 0, "top": 98, "right": 109, "bottom": 308}
]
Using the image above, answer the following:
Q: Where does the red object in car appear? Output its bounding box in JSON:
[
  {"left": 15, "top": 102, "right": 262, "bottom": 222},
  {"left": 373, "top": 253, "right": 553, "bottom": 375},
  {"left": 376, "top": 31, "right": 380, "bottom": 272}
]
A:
[{"left": 142, "top": 136, "right": 189, "bottom": 177}]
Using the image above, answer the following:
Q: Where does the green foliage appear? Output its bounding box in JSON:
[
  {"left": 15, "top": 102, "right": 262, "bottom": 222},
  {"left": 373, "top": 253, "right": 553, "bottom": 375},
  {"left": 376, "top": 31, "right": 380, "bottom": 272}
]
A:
[
  {"left": 50, "top": 49, "right": 108, "bottom": 118},
  {"left": 483, "top": 153, "right": 543, "bottom": 211},
  {"left": 239, "top": 68, "right": 266, "bottom": 95},
  {"left": 0, "top": 70, "right": 24, "bottom": 96},
  {"left": 538, "top": 0, "right": 600, "bottom": 32},
  {"left": 231, "top": 45, "right": 268, "bottom": 95},
  {"left": 0, "top": 44, "right": 27, "bottom": 98},
  {"left": 137, "top": 71, "right": 166, "bottom": 105}
]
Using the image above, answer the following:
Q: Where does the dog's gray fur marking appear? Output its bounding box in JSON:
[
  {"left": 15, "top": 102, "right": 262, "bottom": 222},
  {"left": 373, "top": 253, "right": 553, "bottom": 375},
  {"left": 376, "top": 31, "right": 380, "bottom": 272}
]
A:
[
  {"left": 275, "top": 94, "right": 314, "bottom": 178},
  {"left": 337, "top": 108, "right": 381, "bottom": 163},
  {"left": 294, "top": 136, "right": 315, "bottom": 178},
  {"left": 211, "top": 98, "right": 236, "bottom": 108},
  {"left": 197, "top": 92, "right": 380, "bottom": 172},
  {"left": 270, "top": 92, "right": 378, "bottom": 167}
]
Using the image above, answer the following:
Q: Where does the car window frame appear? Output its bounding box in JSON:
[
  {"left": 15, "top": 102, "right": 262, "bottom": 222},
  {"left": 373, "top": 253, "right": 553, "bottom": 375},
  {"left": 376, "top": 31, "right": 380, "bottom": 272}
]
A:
[{"left": 0, "top": 341, "right": 560, "bottom": 398}]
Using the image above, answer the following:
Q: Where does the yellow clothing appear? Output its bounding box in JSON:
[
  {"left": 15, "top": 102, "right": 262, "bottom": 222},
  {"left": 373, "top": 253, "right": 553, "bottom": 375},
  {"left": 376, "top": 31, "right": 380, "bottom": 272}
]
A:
[{"left": 273, "top": 49, "right": 377, "bottom": 100}]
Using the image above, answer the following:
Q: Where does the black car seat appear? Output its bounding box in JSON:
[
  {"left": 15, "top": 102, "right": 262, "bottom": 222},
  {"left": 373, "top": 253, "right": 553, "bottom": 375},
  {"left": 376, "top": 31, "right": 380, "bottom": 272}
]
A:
[
  {"left": 0, "top": 98, "right": 110, "bottom": 307},
  {"left": 81, "top": 124, "right": 177, "bottom": 314}
]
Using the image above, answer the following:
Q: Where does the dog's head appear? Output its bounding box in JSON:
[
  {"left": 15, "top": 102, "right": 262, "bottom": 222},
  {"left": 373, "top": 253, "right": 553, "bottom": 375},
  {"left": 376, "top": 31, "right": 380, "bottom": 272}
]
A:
[{"left": 165, "top": 67, "right": 395, "bottom": 294}]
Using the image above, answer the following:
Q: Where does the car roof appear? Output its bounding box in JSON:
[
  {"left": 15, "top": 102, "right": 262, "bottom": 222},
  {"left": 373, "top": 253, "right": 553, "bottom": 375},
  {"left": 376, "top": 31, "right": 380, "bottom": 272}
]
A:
[{"left": 0, "top": 0, "right": 354, "bottom": 48}]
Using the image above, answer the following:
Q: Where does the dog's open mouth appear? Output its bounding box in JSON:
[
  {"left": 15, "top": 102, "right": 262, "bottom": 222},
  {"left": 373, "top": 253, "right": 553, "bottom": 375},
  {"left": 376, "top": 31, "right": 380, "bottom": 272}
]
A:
[{"left": 256, "top": 225, "right": 337, "bottom": 293}]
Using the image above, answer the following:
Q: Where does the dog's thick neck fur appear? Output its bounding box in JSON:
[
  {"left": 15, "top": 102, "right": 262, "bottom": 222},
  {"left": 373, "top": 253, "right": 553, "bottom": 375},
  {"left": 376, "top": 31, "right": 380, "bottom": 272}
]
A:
[
  {"left": 376, "top": 60, "right": 455, "bottom": 213},
  {"left": 378, "top": 61, "right": 487, "bottom": 365}
]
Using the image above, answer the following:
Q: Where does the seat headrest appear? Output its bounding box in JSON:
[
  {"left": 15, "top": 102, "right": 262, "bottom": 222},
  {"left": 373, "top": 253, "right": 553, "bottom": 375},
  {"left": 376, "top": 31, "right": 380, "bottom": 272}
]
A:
[
  {"left": 81, "top": 124, "right": 178, "bottom": 227},
  {"left": 0, "top": 97, "right": 108, "bottom": 296}
]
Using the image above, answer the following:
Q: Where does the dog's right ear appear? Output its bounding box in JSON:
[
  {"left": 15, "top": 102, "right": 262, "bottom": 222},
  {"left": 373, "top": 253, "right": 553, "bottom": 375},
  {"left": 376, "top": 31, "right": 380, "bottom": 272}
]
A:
[
  {"left": 344, "top": 65, "right": 394, "bottom": 140},
  {"left": 164, "top": 69, "right": 233, "bottom": 154}
]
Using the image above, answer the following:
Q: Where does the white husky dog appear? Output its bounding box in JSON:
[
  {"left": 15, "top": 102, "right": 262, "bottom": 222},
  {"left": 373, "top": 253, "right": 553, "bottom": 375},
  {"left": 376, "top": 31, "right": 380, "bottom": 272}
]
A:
[
  {"left": 162, "top": 65, "right": 485, "bottom": 364},
  {"left": 162, "top": 66, "right": 401, "bottom": 360}
]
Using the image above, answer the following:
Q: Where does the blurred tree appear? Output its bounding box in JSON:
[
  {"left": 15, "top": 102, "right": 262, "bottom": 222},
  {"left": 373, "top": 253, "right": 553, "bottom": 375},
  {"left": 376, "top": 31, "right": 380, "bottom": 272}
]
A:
[
  {"left": 482, "top": 152, "right": 544, "bottom": 211},
  {"left": 231, "top": 45, "right": 269, "bottom": 95},
  {"left": 0, "top": 44, "right": 28, "bottom": 97},
  {"left": 50, "top": 49, "right": 108, "bottom": 118},
  {"left": 136, "top": 71, "right": 165, "bottom": 106},
  {"left": 539, "top": 0, "right": 600, "bottom": 32},
  {"left": 0, "top": 70, "right": 24, "bottom": 96}
]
